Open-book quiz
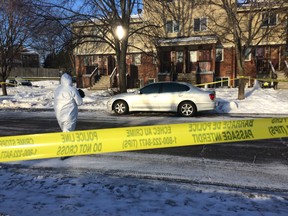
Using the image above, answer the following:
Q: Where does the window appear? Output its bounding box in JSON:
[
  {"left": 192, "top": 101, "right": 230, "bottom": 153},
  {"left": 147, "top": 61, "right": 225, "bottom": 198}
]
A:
[
  {"left": 244, "top": 48, "right": 251, "bottom": 61},
  {"left": 133, "top": 53, "right": 141, "bottom": 65},
  {"left": 216, "top": 48, "right": 224, "bottom": 62},
  {"left": 92, "top": 55, "right": 99, "bottom": 65},
  {"left": 166, "top": 21, "right": 172, "bottom": 33},
  {"left": 255, "top": 47, "right": 265, "bottom": 58},
  {"left": 262, "top": 12, "right": 277, "bottom": 27},
  {"left": 176, "top": 51, "right": 183, "bottom": 63},
  {"left": 166, "top": 21, "right": 180, "bottom": 33},
  {"left": 148, "top": 78, "right": 156, "bottom": 84},
  {"left": 190, "top": 51, "right": 197, "bottom": 62},
  {"left": 161, "top": 83, "right": 190, "bottom": 93},
  {"left": 153, "top": 54, "right": 157, "bottom": 65},
  {"left": 216, "top": 77, "right": 229, "bottom": 87},
  {"left": 140, "top": 83, "right": 160, "bottom": 94},
  {"left": 84, "top": 56, "right": 93, "bottom": 66},
  {"left": 138, "top": 79, "right": 144, "bottom": 88},
  {"left": 194, "top": 18, "right": 207, "bottom": 32},
  {"left": 198, "top": 49, "right": 211, "bottom": 61}
]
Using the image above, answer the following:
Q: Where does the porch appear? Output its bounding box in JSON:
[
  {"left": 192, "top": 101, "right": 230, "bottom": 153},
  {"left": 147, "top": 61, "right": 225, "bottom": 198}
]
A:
[{"left": 157, "top": 36, "right": 218, "bottom": 87}]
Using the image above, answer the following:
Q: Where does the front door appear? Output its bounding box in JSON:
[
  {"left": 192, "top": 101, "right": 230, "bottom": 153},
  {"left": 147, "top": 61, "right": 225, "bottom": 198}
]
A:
[{"left": 107, "top": 55, "right": 116, "bottom": 75}]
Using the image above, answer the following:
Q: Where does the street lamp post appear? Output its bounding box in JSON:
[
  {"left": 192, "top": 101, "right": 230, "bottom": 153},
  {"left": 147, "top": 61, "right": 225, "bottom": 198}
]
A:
[{"left": 115, "top": 25, "right": 126, "bottom": 92}]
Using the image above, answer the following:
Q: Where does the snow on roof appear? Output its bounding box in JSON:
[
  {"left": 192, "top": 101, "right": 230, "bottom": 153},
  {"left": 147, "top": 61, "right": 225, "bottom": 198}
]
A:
[
  {"left": 21, "top": 48, "right": 39, "bottom": 55},
  {"left": 159, "top": 36, "right": 218, "bottom": 46}
]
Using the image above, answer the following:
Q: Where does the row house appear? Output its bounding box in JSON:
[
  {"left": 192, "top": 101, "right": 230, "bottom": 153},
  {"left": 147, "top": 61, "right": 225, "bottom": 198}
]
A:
[
  {"left": 147, "top": 0, "right": 288, "bottom": 87},
  {"left": 73, "top": 15, "right": 157, "bottom": 89},
  {"left": 74, "top": 0, "right": 288, "bottom": 89}
]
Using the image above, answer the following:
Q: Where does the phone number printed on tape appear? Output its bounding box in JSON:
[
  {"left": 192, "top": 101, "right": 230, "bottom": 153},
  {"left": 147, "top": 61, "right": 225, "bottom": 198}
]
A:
[
  {"left": 1, "top": 148, "right": 37, "bottom": 159},
  {"left": 268, "top": 125, "right": 288, "bottom": 136},
  {"left": 122, "top": 136, "right": 177, "bottom": 150}
]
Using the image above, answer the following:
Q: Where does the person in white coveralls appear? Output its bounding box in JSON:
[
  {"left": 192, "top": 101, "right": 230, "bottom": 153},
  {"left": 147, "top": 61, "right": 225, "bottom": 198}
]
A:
[{"left": 54, "top": 73, "right": 83, "bottom": 132}]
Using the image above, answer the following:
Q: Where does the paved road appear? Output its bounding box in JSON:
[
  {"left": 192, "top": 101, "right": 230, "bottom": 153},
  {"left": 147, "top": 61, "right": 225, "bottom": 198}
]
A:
[{"left": 1, "top": 109, "right": 288, "bottom": 165}]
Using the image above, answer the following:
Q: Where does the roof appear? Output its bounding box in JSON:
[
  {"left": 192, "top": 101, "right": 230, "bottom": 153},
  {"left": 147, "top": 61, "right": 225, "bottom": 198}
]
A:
[{"left": 158, "top": 36, "right": 218, "bottom": 47}]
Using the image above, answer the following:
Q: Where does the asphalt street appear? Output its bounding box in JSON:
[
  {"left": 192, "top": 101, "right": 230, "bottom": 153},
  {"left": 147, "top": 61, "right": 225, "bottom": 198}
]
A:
[{"left": 1, "top": 109, "right": 288, "bottom": 165}]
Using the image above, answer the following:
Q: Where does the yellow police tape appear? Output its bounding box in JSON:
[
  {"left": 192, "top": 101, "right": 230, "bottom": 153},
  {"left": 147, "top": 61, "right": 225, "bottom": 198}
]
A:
[
  {"left": 0, "top": 117, "right": 288, "bottom": 162},
  {"left": 195, "top": 76, "right": 288, "bottom": 87},
  {"left": 0, "top": 82, "right": 17, "bottom": 86}
]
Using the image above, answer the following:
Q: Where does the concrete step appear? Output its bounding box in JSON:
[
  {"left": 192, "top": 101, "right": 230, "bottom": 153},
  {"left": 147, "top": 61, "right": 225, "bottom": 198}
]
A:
[
  {"left": 276, "top": 71, "right": 288, "bottom": 89},
  {"left": 177, "top": 73, "right": 196, "bottom": 84},
  {"left": 90, "top": 76, "right": 110, "bottom": 90}
]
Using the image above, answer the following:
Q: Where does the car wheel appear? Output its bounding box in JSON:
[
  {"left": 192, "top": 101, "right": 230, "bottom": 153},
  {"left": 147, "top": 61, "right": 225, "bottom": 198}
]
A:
[
  {"left": 178, "top": 101, "right": 196, "bottom": 117},
  {"left": 113, "top": 100, "right": 129, "bottom": 115}
]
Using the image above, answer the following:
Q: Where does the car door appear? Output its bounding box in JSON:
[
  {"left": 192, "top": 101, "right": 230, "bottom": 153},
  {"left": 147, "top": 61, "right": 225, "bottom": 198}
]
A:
[
  {"left": 131, "top": 83, "right": 161, "bottom": 111},
  {"left": 158, "top": 83, "right": 189, "bottom": 111}
]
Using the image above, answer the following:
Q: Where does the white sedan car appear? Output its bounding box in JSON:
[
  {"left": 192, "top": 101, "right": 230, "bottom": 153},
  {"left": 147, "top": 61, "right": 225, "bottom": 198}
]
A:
[{"left": 107, "top": 82, "right": 216, "bottom": 117}]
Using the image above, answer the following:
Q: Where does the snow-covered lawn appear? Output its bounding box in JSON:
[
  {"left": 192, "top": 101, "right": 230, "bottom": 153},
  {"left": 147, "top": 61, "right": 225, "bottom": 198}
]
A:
[
  {"left": 1, "top": 162, "right": 287, "bottom": 216},
  {"left": 1, "top": 80, "right": 288, "bottom": 114}
]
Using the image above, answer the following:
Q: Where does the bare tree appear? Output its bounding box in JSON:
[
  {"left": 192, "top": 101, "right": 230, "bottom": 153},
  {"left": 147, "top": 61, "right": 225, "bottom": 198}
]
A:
[
  {"left": 34, "top": 0, "right": 144, "bottom": 93},
  {"left": 26, "top": 0, "right": 77, "bottom": 71},
  {"left": 78, "top": 0, "right": 145, "bottom": 93},
  {"left": 0, "top": 0, "right": 36, "bottom": 95},
  {"left": 143, "top": 0, "right": 200, "bottom": 38},
  {"left": 30, "top": 19, "right": 71, "bottom": 67},
  {"left": 202, "top": 0, "right": 287, "bottom": 99}
]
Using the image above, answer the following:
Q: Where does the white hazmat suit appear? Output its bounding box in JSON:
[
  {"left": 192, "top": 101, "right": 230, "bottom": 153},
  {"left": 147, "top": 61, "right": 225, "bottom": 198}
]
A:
[{"left": 54, "top": 73, "right": 83, "bottom": 132}]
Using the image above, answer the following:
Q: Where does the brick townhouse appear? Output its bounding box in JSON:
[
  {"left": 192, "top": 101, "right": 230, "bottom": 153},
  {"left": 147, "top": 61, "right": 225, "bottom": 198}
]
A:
[{"left": 74, "top": 0, "right": 288, "bottom": 89}]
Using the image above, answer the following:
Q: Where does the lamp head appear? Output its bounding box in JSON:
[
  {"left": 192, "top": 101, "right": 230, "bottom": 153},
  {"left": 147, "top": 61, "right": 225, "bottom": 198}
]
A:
[{"left": 115, "top": 25, "right": 125, "bottom": 40}]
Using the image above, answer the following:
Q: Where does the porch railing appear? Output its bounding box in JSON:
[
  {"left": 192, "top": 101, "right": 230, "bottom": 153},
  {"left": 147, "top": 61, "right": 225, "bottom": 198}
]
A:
[
  {"left": 284, "top": 60, "right": 288, "bottom": 78},
  {"left": 109, "top": 67, "right": 117, "bottom": 88},
  {"left": 109, "top": 67, "right": 130, "bottom": 89},
  {"left": 268, "top": 60, "right": 277, "bottom": 79},
  {"left": 89, "top": 66, "right": 99, "bottom": 86}
]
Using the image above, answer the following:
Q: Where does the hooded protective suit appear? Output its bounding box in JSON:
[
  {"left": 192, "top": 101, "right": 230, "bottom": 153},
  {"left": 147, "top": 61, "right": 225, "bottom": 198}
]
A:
[{"left": 54, "top": 73, "right": 83, "bottom": 132}]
